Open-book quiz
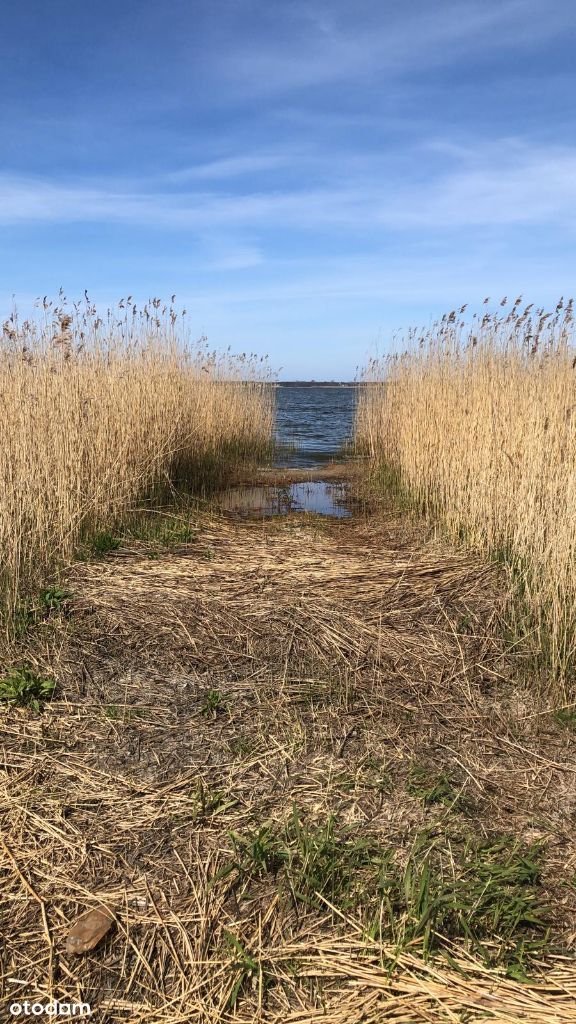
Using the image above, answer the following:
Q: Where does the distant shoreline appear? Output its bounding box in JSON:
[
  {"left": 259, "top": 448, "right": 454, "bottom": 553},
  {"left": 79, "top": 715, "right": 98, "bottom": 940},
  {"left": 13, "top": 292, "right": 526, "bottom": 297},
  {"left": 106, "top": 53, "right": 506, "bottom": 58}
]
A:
[{"left": 277, "top": 381, "right": 359, "bottom": 388}]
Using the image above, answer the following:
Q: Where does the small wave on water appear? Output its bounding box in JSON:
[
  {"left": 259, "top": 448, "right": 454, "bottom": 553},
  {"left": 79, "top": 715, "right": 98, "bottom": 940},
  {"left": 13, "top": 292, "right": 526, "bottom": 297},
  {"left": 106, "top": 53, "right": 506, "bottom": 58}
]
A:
[{"left": 274, "top": 384, "right": 357, "bottom": 468}]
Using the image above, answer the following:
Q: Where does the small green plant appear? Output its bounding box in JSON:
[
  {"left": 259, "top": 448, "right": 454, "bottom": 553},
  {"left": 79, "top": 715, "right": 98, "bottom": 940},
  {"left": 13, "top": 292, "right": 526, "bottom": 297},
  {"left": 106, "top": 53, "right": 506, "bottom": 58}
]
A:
[
  {"left": 284, "top": 809, "right": 381, "bottom": 910},
  {"left": 14, "top": 600, "right": 36, "bottom": 638},
  {"left": 201, "top": 688, "right": 226, "bottom": 717},
  {"left": 223, "top": 931, "right": 267, "bottom": 1009},
  {"left": 218, "top": 809, "right": 549, "bottom": 974},
  {"left": 382, "top": 833, "right": 548, "bottom": 972},
  {"left": 211, "top": 776, "right": 551, "bottom": 975},
  {"left": 39, "top": 585, "right": 73, "bottom": 612},
  {"left": 229, "top": 825, "right": 289, "bottom": 877},
  {"left": 457, "top": 612, "right": 473, "bottom": 634},
  {"left": 407, "top": 762, "right": 458, "bottom": 807},
  {"left": 104, "top": 704, "right": 144, "bottom": 722},
  {"left": 89, "top": 531, "right": 120, "bottom": 556},
  {"left": 13, "top": 586, "right": 73, "bottom": 637},
  {"left": 194, "top": 780, "right": 237, "bottom": 818},
  {"left": 554, "top": 706, "right": 576, "bottom": 729},
  {"left": 224, "top": 810, "right": 382, "bottom": 910},
  {"left": 229, "top": 735, "right": 258, "bottom": 757},
  {"left": 0, "top": 667, "right": 56, "bottom": 711},
  {"left": 119, "top": 510, "right": 200, "bottom": 547},
  {"left": 159, "top": 521, "right": 197, "bottom": 545},
  {"left": 363, "top": 771, "right": 393, "bottom": 795}
]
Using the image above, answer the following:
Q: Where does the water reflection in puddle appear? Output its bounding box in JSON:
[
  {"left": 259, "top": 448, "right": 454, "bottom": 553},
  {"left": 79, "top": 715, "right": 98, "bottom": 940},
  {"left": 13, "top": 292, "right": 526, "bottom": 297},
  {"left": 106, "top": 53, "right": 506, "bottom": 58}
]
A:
[{"left": 217, "top": 480, "right": 350, "bottom": 518}]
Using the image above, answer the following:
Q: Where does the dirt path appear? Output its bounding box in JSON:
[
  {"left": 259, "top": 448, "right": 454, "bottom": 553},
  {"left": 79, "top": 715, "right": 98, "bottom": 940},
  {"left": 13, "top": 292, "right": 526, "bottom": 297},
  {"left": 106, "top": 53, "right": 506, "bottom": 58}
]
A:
[{"left": 2, "top": 477, "right": 576, "bottom": 1021}]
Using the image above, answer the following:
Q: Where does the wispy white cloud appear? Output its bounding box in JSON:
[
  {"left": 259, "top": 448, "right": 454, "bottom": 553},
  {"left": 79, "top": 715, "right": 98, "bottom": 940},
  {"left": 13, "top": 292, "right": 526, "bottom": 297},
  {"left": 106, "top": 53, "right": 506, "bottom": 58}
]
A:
[
  {"left": 166, "top": 153, "right": 288, "bottom": 183},
  {"left": 200, "top": 237, "right": 264, "bottom": 271},
  {"left": 2, "top": 140, "right": 576, "bottom": 234},
  {"left": 0, "top": 175, "right": 355, "bottom": 227},
  {"left": 380, "top": 142, "right": 576, "bottom": 229},
  {"left": 211, "top": 0, "right": 573, "bottom": 96}
]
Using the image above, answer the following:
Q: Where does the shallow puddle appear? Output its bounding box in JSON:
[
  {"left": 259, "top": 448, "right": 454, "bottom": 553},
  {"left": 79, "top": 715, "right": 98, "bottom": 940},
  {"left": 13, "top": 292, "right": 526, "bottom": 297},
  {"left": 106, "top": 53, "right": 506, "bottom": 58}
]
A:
[{"left": 217, "top": 480, "right": 351, "bottom": 518}]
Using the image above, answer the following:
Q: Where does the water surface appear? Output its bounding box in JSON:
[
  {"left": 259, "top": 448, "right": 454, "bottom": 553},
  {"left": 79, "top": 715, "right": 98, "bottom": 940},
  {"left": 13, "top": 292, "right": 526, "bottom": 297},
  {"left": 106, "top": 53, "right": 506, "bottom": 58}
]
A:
[
  {"left": 274, "top": 385, "right": 357, "bottom": 467},
  {"left": 218, "top": 385, "right": 358, "bottom": 517},
  {"left": 218, "top": 480, "right": 350, "bottom": 518}
]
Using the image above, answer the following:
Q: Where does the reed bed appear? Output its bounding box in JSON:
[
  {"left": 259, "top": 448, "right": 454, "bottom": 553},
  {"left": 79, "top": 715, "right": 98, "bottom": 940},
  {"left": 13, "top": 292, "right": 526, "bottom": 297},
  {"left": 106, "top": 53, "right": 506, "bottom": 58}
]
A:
[
  {"left": 356, "top": 298, "right": 576, "bottom": 691},
  {"left": 0, "top": 295, "right": 273, "bottom": 633}
]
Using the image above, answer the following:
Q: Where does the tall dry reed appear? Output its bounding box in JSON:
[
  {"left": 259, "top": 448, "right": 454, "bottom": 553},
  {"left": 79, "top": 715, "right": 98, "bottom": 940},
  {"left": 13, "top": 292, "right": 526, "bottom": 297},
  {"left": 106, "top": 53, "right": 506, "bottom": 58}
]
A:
[
  {"left": 0, "top": 294, "right": 274, "bottom": 631},
  {"left": 356, "top": 298, "right": 576, "bottom": 690}
]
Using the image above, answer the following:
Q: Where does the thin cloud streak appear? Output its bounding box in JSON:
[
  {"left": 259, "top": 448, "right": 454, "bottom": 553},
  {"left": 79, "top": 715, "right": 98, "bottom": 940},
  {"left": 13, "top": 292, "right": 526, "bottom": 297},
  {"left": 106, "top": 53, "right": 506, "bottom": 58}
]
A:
[
  {"left": 212, "top": 0, "right": 571, "bottom": 96},
  {"left": 166, "top": 153, "right": 289, "bottom": 183},
  {"left": 2, "top": 142, "right": 576, "bottom": 232}
]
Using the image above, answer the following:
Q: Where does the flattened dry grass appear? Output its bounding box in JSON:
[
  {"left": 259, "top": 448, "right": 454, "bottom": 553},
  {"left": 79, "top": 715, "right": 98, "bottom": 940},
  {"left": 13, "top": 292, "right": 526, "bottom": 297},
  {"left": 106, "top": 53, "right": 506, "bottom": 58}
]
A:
[
  {"left": 356, "top": 299, "right": 576, "bottom": 693},
  {"left": 0, "top": 295, "right": 273, "bottom": 635},
  {"left": 1, "top": 495, "right": 576, "bottom": 1021}
]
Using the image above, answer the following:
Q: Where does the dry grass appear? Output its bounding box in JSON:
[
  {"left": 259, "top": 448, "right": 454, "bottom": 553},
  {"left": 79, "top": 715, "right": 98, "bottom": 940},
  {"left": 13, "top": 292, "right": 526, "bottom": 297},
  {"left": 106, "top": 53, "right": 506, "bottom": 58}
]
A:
[
  {"left": 0, "top": 295, "right": 273, "bottom": 634},
  {"left": 2, "top": 497, "right": 576, "bottom": 1021},
  {"left": 356, "top": 298, "right": 576, "bottom": 692}
]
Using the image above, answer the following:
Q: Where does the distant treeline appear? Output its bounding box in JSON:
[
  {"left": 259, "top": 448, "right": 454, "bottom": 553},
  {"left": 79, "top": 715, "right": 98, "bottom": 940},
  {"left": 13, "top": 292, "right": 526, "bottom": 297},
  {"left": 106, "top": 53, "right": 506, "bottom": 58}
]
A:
[{"left": 277, "top": 381, "right": 359, "bottom": 388}]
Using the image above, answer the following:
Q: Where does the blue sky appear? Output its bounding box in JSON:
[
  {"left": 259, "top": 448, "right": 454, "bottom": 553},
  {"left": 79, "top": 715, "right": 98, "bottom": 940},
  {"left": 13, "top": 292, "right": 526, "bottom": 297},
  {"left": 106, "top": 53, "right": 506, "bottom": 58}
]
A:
[{"left": 2, "top": 0, "right": 575, "bottom": 378}]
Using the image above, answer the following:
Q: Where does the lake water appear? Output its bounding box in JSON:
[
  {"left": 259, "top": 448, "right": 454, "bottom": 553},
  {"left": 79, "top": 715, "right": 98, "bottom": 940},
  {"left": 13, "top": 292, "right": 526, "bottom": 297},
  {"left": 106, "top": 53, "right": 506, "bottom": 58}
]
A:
[
  {"left": 218, "top": 384, "right": 359, "bottom": 517},
  {"left": 274, "top": 385, "right": 358, "bottom": 467},
  {"left": 218, "top": 479, "right": 351, "bottom": 518}
]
